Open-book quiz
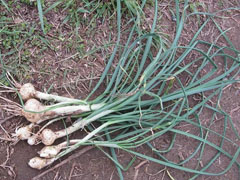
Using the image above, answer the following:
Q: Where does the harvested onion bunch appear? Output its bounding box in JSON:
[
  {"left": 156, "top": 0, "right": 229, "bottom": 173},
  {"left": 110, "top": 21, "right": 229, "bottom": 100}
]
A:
[{"left": 5, "top": 0, "right": 240, "bottom": 178}]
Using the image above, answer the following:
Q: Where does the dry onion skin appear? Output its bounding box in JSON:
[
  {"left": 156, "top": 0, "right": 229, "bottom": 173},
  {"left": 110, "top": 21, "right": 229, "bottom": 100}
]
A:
[{"left": 15, "top": 124, "right": 34, "bottom": 140}]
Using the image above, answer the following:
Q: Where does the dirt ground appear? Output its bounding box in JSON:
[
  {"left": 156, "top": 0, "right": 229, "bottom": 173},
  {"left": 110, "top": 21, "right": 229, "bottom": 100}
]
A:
[{"left": 0, "top": 1, "right": 240, "bottom": 180}]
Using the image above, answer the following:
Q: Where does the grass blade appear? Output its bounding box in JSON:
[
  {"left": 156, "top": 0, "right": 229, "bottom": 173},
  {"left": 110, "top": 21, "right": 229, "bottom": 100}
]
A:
[{"left": 37, "top": 0, "right": 46, "bottom": 34}]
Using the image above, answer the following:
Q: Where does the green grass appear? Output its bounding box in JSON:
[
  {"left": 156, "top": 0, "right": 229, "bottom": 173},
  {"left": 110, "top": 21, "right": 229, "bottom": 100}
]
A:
[{"left": 0, "top": 0, "right": 155, "bottom": 85}]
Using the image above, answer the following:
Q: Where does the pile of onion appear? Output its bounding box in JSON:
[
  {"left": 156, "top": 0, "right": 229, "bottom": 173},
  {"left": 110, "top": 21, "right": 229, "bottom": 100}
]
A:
[{"left": 13, "top": 83, "right": 107, "bottom": 169}]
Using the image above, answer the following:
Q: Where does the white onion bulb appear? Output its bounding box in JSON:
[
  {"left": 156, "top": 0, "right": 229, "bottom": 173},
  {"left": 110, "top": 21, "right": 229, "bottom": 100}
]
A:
[
  {"left": 41, "top": 129, "right": 57, "bottom": 145},
  {"left": 28, "top": 157, "right": 54, "bottom": 170},
  {"left": 27, "top": 135, "right": 38, "bottom": 145},
  {"left": 19, "top": 83, "right": 36, "bottom": 101},
  {"left": 39, "top": 145, "right": 61, "bottom": 158},
  {"left": 21, "top": 99, "right": 45, "bottom": 123}
]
